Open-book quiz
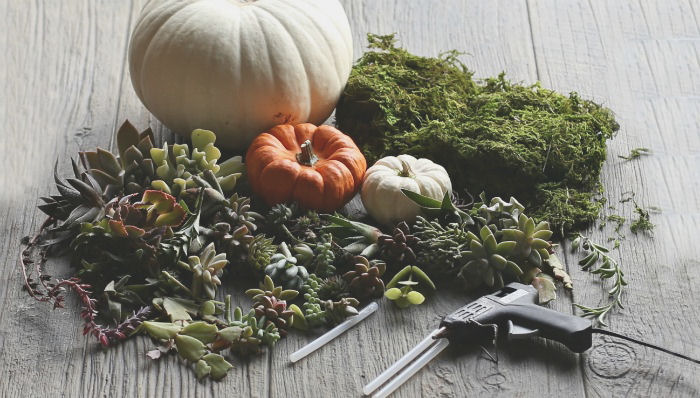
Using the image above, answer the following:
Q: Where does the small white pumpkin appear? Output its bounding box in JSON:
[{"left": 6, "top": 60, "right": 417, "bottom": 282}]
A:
[
  {"left": 361, "top": 155, "right": 452, "bottom": 226},
  {"left": 128, "top": 0, "right": 353, "bottom": 150}
]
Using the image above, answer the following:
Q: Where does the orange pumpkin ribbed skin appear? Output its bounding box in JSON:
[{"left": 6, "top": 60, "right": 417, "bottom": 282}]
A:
[{"left": 246, "top": 123, "right": 367, "bottom": 212}]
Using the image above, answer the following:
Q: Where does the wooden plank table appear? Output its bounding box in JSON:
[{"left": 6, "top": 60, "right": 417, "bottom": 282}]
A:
[{"left": 1, "top": 1, "right": 699, "bottom": 396}]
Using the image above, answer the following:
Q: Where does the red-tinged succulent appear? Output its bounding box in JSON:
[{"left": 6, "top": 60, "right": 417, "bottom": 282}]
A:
[
  {"left": 134, "top": 190, "right": 187, "bottom": 227},
  {"left": 105, "top": 190, "right": 186, "bottom": 238},
  {"left": 342, "top": 256, "right": 386, "bottom": 301}
]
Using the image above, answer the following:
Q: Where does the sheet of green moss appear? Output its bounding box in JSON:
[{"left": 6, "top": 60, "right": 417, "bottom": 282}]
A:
[{"left": 336, "top": 34, "right": 619, "bottom": 235}]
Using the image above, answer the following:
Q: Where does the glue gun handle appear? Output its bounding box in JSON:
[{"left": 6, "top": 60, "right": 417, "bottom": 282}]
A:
[{"left": 483, "top": 304, "right": 593, "bottom": 352}]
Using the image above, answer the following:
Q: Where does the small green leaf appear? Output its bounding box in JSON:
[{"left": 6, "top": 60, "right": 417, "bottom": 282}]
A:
[
  {"left": 505, "top": 261, "right": 524, "bottom": 276},
  {"left": 384, "top": 287, "right": 403, "bottom": 300},
  {"left": 531, "top": 238, "right": 550, "bottom": 250},
  {"left": 483, "top": 235, "right": 497, "bottom": 253},
  {"left": 142, "top": 321, "right": 182, "bottom": 340},
  {"left": 195, "top": 359, "right": 211, "bottom": 380},
  {"left": 263, "top": 275, "right": 275, "bottom": 291},
  {"left": 528, "top": 249, "right": 542, "bottom": 268},
  {"left": 217, "top": 326, "right": 243, "bottom": 343},
  {"left": 490, "top": 254, "right": 507, "bottom": 270},
  {"left": 191, "top": 129, "right": 217, "bottom": 151},
  {"left": 175, "top": 334, "right": 206, "bottom": 362},
  {"left": 181, "top": 321, "right": 218, "bottom": 344},
  {"left": 524, "top": 218, "right": 535, "bottom": 236},
  {"left": 495, "top": 241, "right": 517, "bottom": 256},
  {"left": 502, "top": 228, "right": 525, "bottom": 241},
  {"left": 406, "top": 291, "right": 425, "bottom": 305},
  {"left": 288, "top": 304, "right": 307, "bottom": 330},
  {"left": 479, "top": 225, "right": 492, "bottom": 242},
  {"left": 280, "top": 289, "right": 299, "bottom": 301},
  {"left": 202, "top": 353, "right": 233, "bottom": 380},
  {"left": 533, "top": 229, "right": 553, "bottom": 240}
]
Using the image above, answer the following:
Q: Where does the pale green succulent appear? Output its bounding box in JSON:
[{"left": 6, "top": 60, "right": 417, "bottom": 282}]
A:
[
  {"left": 474, "top": 195, "right": 525, "bottom": 230},
  {"left": 460, "top": 225, "right": 522, "bottom": 288},
  {"left": 150, "top": 129, "right": 244, "bottom": 196},
  {"left": 178, "top": 243, "right": 228, "bottom": 300},
  {"left": 501, "top": 213, "right": 553, "bottom": 268}
]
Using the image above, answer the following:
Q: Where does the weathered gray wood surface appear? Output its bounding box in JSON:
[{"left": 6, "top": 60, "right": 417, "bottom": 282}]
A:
[{"left": 0, "top": 0, "right": 698, "bottom": 397}]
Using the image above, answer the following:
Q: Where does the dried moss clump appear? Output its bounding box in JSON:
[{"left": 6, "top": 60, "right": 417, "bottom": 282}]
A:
[{"left": 336, "top": 34, "right": 619, "bottom": 236}]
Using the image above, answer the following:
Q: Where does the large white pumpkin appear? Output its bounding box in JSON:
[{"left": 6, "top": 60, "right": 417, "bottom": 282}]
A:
[
  {"left": 128, "top": 0, "right": 353, "bottom": 150},
  {"left": 361, "top": 155, "right": 452, "bottom": 227}
]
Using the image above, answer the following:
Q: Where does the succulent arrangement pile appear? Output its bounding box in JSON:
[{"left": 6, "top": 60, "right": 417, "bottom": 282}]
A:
[{"left": 20, "top": 118, "right": 584, "bottom": 381}]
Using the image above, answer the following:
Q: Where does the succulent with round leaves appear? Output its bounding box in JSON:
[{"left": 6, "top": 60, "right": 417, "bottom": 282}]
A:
[
  {"left": 501, "top": 214, "right": 553, "bottom": 268},
  {"left": 265, "top": 242, "right": 309, "bottom": 291},
  {"left": 149, "top": 129, "right": 244, "bottom": 196},
  {"left": 293, "top": 243, "right": 314, "bottom": 266},
  {"left": 384, "top": 286, "right": 425, "bottom": 308},
  {"left": 384, "top": 265, "right": 436, "bottom": 308},
  {"left": 342, "top": 256, "right": 386, "bottom": 301},
  {"left": 80, "top": 121, "right": 156, "bottom": 197},
  {"left": 312, "top": 235, "right": 336, "bottom": 277},
  {"left": 293, "top": 237, "right": 336, "bottom": 278},
  {"left": 301, "top": 274, "right": 326, "bottom": 328},
  {"left": 178, "top": 243, "right": 228, "bottom": 300},
  {"left": 460, "top": 226, "right": 522, "bottom": 289},
  {"left": 377, "top": 221, "right": 419, "bottom": 266}
]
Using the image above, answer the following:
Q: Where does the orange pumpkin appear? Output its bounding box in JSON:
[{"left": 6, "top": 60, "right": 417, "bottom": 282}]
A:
[{"left": 246, "top": 124, "right": 367, "bottom": 212}]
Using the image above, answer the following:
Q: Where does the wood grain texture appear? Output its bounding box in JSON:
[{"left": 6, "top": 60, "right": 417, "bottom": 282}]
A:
[
  {"left": 271, "top": 2, "right": 586, "bottom": 398},
  {"left": 528, "top": 0, "right": 700, "bottom": 396},
  {"left": 0, "top": 0, "right": 698, "bottom": 397}
]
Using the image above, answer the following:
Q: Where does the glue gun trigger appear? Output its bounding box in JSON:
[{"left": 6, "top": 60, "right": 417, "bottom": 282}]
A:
[{"left": 507, "top": 320, "right": 539, "bottom": 341}]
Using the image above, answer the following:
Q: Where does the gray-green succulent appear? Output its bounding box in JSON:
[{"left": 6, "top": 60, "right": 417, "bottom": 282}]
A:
[{"left": 265, "top": 242, "right": 309, "bottom": 291}]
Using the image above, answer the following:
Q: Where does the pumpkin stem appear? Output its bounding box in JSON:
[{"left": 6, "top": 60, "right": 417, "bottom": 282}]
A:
[
  {"left": 398, "top": 159, "right": 413, "bottom": 177},
  {"left": 296, "top": 140, "right": 318, "bottom": 167}
]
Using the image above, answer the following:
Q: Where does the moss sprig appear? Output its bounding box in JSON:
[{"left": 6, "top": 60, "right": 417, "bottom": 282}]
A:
[{"left": 336, "top": 34, "right": 618, "bottom": 236}]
